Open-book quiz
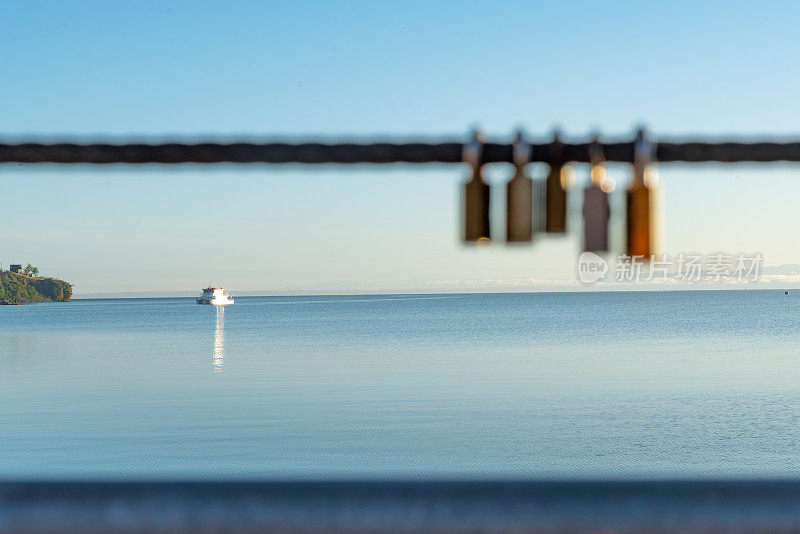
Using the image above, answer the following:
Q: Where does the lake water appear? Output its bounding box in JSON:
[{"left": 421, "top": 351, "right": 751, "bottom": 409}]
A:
[{"left": 2, "top": 291, "right": 800, "bottom": 480}]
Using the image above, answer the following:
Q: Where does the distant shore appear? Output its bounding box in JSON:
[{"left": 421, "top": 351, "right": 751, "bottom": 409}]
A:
[
  {"left": 67, "top": 287, "right": 790, "bottom": 301},
  {"left": 0, "top": 271, "right": 72, "bottom": 304}
]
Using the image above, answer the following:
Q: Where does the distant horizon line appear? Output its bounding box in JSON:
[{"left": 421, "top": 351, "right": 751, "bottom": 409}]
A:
[{"left": 70, "top": 286, "right": 790, "bottom": 300}]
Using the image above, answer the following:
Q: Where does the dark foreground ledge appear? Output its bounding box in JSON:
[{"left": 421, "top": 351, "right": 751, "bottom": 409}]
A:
[{"left": 4, "top": 480, "right": 800, "bottom": 533}]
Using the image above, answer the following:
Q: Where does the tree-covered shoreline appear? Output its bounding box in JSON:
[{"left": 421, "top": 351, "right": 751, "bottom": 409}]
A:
[{"left": 0, "top": 271, "right": 72, "bottom": 304}]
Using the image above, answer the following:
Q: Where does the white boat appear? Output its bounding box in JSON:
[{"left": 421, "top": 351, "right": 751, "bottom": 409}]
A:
[{"left": 196, "top": 287, "right": 234, "bottom": 305}]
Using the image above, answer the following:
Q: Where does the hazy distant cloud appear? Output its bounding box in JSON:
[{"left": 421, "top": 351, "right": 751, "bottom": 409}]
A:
[
  {"left": 73, "top": 265, "right": 800, "bottom": 298},
  {"left": 761, "top": 264, "right": 800, "bottom": 275}
]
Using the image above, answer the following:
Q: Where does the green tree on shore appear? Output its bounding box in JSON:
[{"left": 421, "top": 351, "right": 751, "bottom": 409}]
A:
[
  {"left": 0, "top": 270, "right": 71, "bottom": 303},
  {"left": 23, "top": 264, "right": 39, "bottom": 277}
]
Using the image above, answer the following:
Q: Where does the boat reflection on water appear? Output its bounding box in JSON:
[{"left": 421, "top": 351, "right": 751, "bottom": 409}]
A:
[{"left": 212, "top": 305, "right": 224, "bottom": 372}]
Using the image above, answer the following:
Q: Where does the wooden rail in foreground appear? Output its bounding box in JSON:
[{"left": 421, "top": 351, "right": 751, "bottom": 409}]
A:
[{"left": 4, "top": 480, "right": 800, "bottom": 533}]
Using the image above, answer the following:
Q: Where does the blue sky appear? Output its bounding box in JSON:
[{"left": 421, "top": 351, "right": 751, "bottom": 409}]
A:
[{"left": 3, "top": 1, "right": 800, "bottom": 294}]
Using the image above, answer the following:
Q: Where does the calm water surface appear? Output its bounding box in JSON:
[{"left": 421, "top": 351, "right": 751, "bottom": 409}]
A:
[{"left": 2, "top": 291, "right": 800, "bottom": 480}]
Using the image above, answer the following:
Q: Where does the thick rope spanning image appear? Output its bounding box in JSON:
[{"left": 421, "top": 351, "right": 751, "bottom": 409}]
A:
[
  {"left": 2, "top": 129, "right": 789, "bottom": 254},
  {"left": 3, "top": 136, "right": 800, "bottom": 164}
]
